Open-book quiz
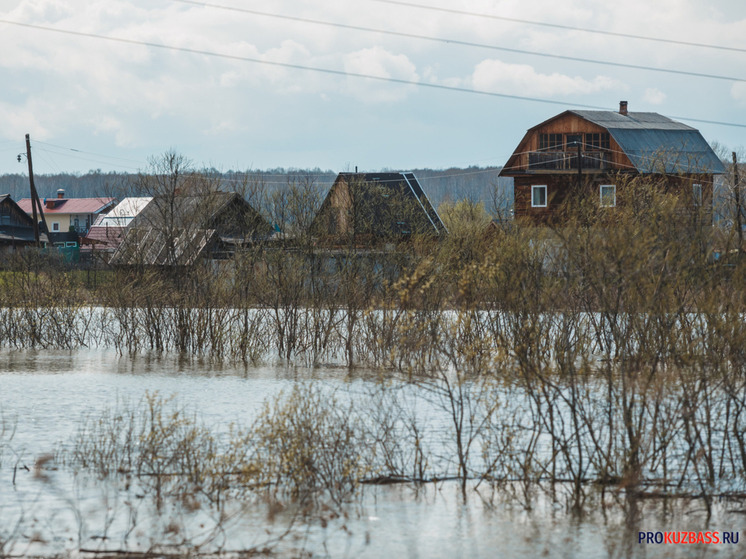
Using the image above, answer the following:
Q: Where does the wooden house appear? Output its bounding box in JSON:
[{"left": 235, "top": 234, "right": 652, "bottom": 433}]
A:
[
  {"left": 0, "top": 194, "right": 48, "bottom": 252},
  {"left": 110, "top": 191, "right": 273, "bottom": 266},
  {"left": 499, "top": 101, "right": 725, "bottom": 224},
  {"left": 311, "top": 172, "right": 446, "bottom": 245}
]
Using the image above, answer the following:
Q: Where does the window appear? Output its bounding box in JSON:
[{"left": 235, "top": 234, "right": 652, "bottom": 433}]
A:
[
  {"left": 65, "top": 241, "right": 78, "bottom": 248},
  {"left": 565, "top": 134, "right": 582, "bottom": 150},
  {"left": 692, "top": 183, "right": 702, "bottom": 206},
  {"left": 600, "top": 184, "right": 616, "bottom": 207},
  {"left": 585, "top": 132, "right": 610, "bottom": 151},
  {"left": 539, "top": 133, "right": 562, "bottom": 151},
  {"left": 52, "top": 222, "right": 60, "bottom": 232},
  {"left": 532, "top": 185, "right": 547, "bottom": 207}
]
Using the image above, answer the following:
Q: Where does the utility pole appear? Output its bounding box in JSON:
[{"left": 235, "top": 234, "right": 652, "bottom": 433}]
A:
[
  {"left": 577, "top": 141, "right": 583, "bottom": 190},
  {"left": 25, "top": 134, "right": 48, "bottom": 247},
  {"left": 734, "top": 152, "right": 743, "bottom": 252}
]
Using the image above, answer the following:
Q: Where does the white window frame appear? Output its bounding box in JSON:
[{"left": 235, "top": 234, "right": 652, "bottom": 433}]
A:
[
  {"left": 531, "top": 185, "right": 547, "bottom": 208},
  {"left": 600, "top": 184, "right": 616, "bottom": 207},
  {"left": 692, "top": 183, "right": 702, "bottom": 206},
  {"left": 51, "top": 221, "right": 60, "bottom": 232}
]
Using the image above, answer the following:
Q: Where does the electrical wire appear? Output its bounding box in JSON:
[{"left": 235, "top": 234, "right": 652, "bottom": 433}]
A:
[
  {"left": 33, "top": 140, "right": 146, "bottom": 165},
  {"left": 170, "top": 0, "right": 746, "bottom": 83},
  {"left": 33, "top": 148, "right": 63, "bottom": 175},
  {"left": 368, "top": 0, "right": 746, "bottom": 54},
  {"left": 0, "top": 18, "right": 743, "bottom": 131},
  {"left": 34, "top": 146, "right": 143, "bottom": 171}
]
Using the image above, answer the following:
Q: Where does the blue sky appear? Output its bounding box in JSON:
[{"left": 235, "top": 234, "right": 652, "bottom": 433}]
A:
[{"left": 0, "top": 0, "right": 744, "bottom": 176}]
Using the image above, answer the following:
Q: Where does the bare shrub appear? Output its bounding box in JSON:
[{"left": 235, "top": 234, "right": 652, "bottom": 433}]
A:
[
  {"left": 248, "top": 384, "right": 372, "bottom": 507},
  {"left": 66, "top": 392, "right": 219, "bottom": 503}
]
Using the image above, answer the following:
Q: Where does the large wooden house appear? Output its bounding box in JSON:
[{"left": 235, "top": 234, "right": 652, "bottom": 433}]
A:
[{"left": 499, "top": 101, "right": 725, "bottom": 224}]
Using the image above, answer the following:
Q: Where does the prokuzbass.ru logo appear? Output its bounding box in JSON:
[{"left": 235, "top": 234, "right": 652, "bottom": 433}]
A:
[{"left": 638, "top": 531, "right": 740, "bottom": 545}]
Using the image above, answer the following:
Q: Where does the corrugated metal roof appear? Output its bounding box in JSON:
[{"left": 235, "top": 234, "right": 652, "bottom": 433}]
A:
[
  {"left": 570, "top": 110, "right": 725, "bottom": 174},
  {"left": 82, "top": 225, "right": 126, "bottom": 249},
  {"left": 110, "top": 191, "right": 272, "bottom": 266},
  {"left": 608, "top": 128, "right": 725, "bottom": 173},
  {"left": 111, "top": 228, "right": 217, "bottom": 266},
  {"left": 17, "top": 197, "right": 116, "bottom": 215},
  {"left": 93, "top": 197, "right": 152, "bottom": 227},
  {"left": 570, "top": 111, "right": 695, "bottom": 131}
]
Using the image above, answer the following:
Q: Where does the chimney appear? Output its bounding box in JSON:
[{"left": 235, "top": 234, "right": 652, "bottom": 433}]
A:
[
  {"left": 619, "top": 101, "right": 628, "bottom": 116},
  {"left": 56, "top": 188, "right": 65, "bottom": 199}
]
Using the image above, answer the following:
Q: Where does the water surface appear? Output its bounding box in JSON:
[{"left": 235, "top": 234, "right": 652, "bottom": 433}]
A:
[{"left": 1, "top": 349, "right": 743, "bottom": 558}]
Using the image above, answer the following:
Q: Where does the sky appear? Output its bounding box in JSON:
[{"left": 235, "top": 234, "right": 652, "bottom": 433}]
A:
[{"left": 0, "top": 0, "right": 744, "bottom": 177}]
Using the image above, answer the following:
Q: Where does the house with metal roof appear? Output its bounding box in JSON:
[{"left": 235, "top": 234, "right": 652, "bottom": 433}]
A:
[
  {"left": 499, "top": 101, "right": 726, "bottom": 224},
  {"left": 311, "top": 172, "right": 446, "bottom": 245},
  {"left": 110, "top": 191, "right": 273, "bottom": 267},
  {"left": 17, "top": 189, "right": 116, "bottom": 236}
]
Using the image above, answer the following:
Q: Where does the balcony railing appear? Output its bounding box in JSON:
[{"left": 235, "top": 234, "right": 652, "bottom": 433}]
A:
[{"left": 528, "top": 150, "right": 610, "bottom": 171}]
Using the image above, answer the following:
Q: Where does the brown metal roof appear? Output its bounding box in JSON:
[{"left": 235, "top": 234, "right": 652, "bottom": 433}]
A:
[{"left": 81, "top": 225, "right": 126, "bottom": 250}]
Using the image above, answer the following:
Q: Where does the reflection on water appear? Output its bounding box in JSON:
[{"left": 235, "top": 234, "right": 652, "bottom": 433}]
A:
[{"left": 1, "top": 349, "right": 744, "bottom": 558}]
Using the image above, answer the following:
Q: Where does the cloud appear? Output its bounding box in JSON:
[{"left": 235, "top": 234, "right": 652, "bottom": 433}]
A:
[
  {"left": 0, "top": 0, "right": 742, "bottom": 173},
  {"left": 731, "top": 83, "right": 746, "bottom": 105},
  {"left": 343, "top": 47, "right": 419, "bottom": 103},
  {"left": 470, "top": 59, "right": 620, "bottom": 98},
  {"left": 0, "top": 101, "right": 50, "bottom": 141},
  {"left": 644, "top": 88, "right": 667, "bottom": 105}
]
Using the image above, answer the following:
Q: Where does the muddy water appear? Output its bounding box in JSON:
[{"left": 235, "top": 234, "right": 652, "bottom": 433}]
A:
[{"left": 0, "top": 349, "right": 743, "bottom": 558}]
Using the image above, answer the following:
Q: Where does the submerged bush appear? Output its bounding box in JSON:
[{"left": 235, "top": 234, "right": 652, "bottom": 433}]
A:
[
  {"left": 249, "top": 384, "right": 372, "bottom": 506},
  {"left": 65, "top": 386, "right": 374, "bottom": 509},
  {"left": 66, "top": 392, "right": 219, "bottom": 501}
]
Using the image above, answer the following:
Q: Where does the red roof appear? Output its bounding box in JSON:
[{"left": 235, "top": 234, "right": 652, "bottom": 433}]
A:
[
  {"left": 81, "top": 225, "right": 126, "bottom": 250},
  {"left": 17, "top": 197, "right": 116, "bottom": 215}
]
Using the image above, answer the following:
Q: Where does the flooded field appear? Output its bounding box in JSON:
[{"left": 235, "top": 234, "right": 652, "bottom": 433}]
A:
[{"left": 1, "top": 349, "right": 744, "bottom": 558}]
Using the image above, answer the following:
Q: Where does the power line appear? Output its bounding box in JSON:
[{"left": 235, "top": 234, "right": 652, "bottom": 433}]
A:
[
  {"left": 170, "top": 0, "right": 746, "bottom": 83},
  {"left": 369, "top": 0, "right": 746, "bottom": 54},
  {"left": 34, "top": 140, "right": 146, "bottom": 165},
  {"left": 0, "top": 19, "right": 610, "bottom": 108},
  {"left": 2, "top": 18, "right": 744, "bottom": 131},
  {"left": 34, "top": 146, "right": 143, "bottom": 171}
]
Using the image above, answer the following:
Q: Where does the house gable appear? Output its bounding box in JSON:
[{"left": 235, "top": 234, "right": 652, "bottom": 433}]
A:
[
  {"left": 501, "top": 111, "right": 633, "bottom": 176},
  {"left": 1, "top": 194, "right": 35, "bottom": 244},
  {"left": 311, "top": 172, "right": 445, "bottom": 243}
]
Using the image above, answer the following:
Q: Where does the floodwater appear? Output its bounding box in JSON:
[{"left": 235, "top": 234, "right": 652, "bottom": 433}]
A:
[{"left": 1, "top": 349, "right": 744, "bottom": 558}]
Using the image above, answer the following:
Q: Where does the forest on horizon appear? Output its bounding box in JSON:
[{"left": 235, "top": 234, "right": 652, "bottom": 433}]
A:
[{"left": 0, "top": 166, "right": 513, "bottom": 213}]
